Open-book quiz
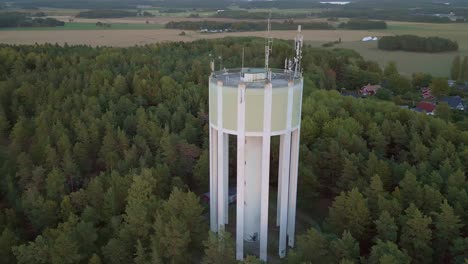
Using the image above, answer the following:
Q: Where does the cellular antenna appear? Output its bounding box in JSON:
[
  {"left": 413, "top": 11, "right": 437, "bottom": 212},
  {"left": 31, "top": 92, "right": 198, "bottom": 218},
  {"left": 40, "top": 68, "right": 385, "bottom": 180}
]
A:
[
  {"left": 294, "top": 25, "right": 303, "bottom": 78},
  {"left": 265, "top": 12, "right": 273, "bottom": 81}
]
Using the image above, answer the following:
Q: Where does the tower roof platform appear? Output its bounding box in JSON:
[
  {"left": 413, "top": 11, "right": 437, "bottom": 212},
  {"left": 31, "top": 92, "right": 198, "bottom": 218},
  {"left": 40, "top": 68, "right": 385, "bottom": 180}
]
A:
[{"left": 211, "top": 68, "right": 302, "bottom": 88}]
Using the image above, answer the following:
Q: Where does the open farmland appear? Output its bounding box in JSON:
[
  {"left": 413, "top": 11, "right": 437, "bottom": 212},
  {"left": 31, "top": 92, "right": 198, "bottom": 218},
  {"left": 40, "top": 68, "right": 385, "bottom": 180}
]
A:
[
  {"left": 1, "top": 13, "right": 467, "bottom": 77},
  {"left": 316, "top": 21, "right": 468, "bottom": 77},
  {"left": 0, "top": 29, "right": 390, "bottom": 47}
]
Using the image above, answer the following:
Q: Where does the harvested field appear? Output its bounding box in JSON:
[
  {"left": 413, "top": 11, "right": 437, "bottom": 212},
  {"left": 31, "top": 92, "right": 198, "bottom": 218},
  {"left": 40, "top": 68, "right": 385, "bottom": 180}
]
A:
[{"left": 0, "top": 29, "right": 390, "bottom": 47}]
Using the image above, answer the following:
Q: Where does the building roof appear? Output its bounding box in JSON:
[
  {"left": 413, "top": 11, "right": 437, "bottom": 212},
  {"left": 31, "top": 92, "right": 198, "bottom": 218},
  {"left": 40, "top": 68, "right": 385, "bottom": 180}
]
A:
[
  {"left": 416, "top": 101, "right": 436, "bottom": 112},
  {"left": 439, "top": 96, "right": 463, "bottom": 108}
]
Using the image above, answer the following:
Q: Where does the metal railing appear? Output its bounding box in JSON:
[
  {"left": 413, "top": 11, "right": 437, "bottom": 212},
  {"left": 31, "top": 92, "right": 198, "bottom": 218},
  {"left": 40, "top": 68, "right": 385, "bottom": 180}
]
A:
[{"left": 210, "top": 68, "right": 302, "bottom": 88}]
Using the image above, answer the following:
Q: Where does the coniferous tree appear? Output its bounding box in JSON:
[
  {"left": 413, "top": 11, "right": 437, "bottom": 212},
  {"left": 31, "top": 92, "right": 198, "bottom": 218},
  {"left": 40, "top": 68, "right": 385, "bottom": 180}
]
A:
[
  {"left": 202, "top": 231, "right": 236, "bottom": 264},
  {"left": 434, "top": 200, "right": 462, "bottom": 263},
  {"left": 288, "top": 228, "right": 333, "bottom": 264},
  {"left": 327, "top": 188, "right": 371, "bottom": 241},
  {"left": 399, "top": 205, "right": 433, "bottom": 264},
  {"left": 331, "top": 230, "right": 360, "bottom": 263},
  {"left": 374, "top": 211, "right": 398, "bottom": 243},
  {"left": 451, "top": 55, "right": 461, "bottom": 80},
  {"left": 369, "top": 240, "right": 411, "bottom": 264},
  {"left": 461, "top": 56, "right": 468, "bottom": 81}
]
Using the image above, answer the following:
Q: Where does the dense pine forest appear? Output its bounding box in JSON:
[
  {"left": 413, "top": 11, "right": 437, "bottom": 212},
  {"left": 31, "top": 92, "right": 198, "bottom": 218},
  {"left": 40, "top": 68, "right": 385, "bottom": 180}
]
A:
[{"left": 0, "top": 38, "right": 466, "bottom": 263}]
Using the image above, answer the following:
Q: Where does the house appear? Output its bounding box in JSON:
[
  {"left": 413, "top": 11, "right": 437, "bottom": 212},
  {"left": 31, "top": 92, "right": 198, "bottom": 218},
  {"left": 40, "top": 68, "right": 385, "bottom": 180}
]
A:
[
  {"left": 439, "top": 96, "right": 465, "bottom": 110},
  {"left": 359, "top": 84, "right": 381, "bottom": 96},
  {"left": 414, "top": 101, "right": 436, "bottom": 115}
]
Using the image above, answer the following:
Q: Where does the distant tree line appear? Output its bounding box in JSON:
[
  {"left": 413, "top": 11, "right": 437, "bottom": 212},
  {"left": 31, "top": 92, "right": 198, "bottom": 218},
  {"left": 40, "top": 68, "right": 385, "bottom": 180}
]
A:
[
  {"left": 165, "top": 20, "right": 334, "bottom": 31},
  {"left": 0, "top": 12, "right": 64, "bottom": 28},
  {"left": 338, "top": 19, "right": 387, "bottom": 30},
  {"left": 77, "top": 10, "right": 137, "bottom": 18},
  {"left": 212, "top": 10, "right": 313, "bottom": 20},
  {"left": 320, "top": 9, "right": 462, "bottom": 23},
  {"left": 378, "top": 35, "right": 459, "bottom": 53}
]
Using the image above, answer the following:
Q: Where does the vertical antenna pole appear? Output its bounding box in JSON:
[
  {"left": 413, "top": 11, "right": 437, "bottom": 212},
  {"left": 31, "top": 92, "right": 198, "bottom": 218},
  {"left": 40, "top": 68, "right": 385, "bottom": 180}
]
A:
[
  {"left": 294, "top": 25, "right": 303, "bottom": 78},
  {"left": 265, "top": 12, "right": 273, "bottom": 81}
]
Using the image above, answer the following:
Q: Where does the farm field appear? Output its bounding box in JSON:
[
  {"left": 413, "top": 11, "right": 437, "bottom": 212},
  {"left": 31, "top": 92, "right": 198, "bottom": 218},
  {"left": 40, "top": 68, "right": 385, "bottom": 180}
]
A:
[
  {"left": 0, "top": 29, "right": 389, "bottom": 47},
  {"left": 1, "top": 13, "right": 467, "bottom": 77},
  {"left": 314, "top": 21, "right": 468, "bottom": 77}
]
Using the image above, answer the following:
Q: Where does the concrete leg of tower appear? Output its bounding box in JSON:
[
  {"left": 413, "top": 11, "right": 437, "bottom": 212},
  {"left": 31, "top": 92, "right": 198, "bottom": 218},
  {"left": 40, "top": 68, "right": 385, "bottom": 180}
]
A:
[
  {"left": 279, "top": 82, "right": 295, "bottom": 258},
  {"left": 224, "top": 133, "right": 229, "bottom": 225},
  {"left": 276, "top": 134, "right": 284, "bottom": 227},
  {"left": 278, "top": 131, "right": 291, "bottom": 258},
  {"left": 260, "top": 82, "right": 272, "bottom": 262},
  {"left": 244, "top": 136, "right": 262, "bottom": 242},
  {"left": 236, "top": 84, "right": 246, "bottom": 261},
  {"left": 287, "top": 128, "right": 300, "bottom": 248},
  {"left": 217, "top": 80, "right": 225, "bottom": 232},
  {"left": 210, "top": 127, "right": 218, "bottom": 232}
]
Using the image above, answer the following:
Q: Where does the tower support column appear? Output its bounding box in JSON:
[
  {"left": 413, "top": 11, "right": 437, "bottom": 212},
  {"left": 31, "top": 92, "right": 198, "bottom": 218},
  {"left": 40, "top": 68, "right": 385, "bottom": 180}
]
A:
[
  {"left": 260, "top": 82, "right": 272, "bottom": 261},
  {"left": 236, "top": 83, "right": 246, "bottom": 260},
  {"left": 217, "top": 81, "right": 225, "bottom": 232},
  {"left": 287, "top": 128, "right": 300, "bottom": 247},
  {"left": 224, "top": 134, "right": 229, "bottom": 224},
  {"left": 276, "top": 134, "right": 284, "bottom": 227},
  {"left": 209, "top": 127, "right": 218, "bottom": 232},
  {"left": 279, "top": 82, "right": 295, "bottom": 258}
]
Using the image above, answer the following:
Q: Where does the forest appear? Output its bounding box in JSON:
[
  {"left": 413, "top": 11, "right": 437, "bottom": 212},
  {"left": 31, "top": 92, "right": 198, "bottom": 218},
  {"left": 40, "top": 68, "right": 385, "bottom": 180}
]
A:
[
  {"left": 378, "top": 35, "right": 459, "bottom": 53},
  {"left": 338, "top": 19, "right": 387, "bottom": 30},
  {"left": 0, "top": 37, "right": 466, "bottom": 264},
  {"left": 0, "top": 12, "right": 64, "bottom": 28},
  {"left": 76, "top": 10, "right": 138, "bottom": 18}
]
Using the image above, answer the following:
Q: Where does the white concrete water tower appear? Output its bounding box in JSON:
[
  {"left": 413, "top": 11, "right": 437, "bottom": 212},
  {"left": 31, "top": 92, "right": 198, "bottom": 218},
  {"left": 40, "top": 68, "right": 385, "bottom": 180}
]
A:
[{"left": 209, "top": 26, "right": 304, "bottom": 262}]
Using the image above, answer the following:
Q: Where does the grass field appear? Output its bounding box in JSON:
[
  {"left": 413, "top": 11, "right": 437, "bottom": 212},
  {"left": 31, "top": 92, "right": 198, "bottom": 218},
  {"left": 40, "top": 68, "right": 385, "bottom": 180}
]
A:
[{"left": 312, "top": 22, "right": 468, "bottom": 77}]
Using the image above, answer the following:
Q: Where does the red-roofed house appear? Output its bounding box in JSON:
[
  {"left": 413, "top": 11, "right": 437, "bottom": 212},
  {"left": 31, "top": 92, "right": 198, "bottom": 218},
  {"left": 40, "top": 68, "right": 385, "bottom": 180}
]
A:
[{"left": 415, "top": 101, "right": 436, "bottom": 115}]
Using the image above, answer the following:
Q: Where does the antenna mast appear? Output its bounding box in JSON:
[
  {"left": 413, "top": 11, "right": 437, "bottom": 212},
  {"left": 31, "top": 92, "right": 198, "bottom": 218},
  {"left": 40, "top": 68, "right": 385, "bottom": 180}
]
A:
[
  {"left": 265, "top": 12, "right": 273, "bottom": 81},
  {"left": 293, "top": 25, "right": 303, "bottom": 78}
]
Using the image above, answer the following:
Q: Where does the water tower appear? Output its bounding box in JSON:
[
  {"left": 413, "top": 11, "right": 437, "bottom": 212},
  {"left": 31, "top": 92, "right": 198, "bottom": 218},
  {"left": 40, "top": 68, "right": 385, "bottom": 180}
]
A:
[{"left": 208, "top": 25, "right": 304, "bottom": 262}]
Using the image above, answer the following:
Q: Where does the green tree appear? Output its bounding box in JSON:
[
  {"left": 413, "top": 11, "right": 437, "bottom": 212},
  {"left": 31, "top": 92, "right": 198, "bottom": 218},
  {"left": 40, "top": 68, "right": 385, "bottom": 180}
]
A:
[
  {"left": 134, "top": 240, "right": 149, "bottom": 264},
  {"left": 288, "top": 228, "right": 333, "bottom": 264},
  {"left": 331, "top": 230, "right": 360, "bottom": 263},
  {"left": 436, "top": 102, "right": 451, "bottom": 121},
  {"left": 327, "top": 188, "right": 371, "bottom": 241},
  {"left": 122, "top": 174, "right": 157, "bottom": 242},
  {"left": 461, "top": 56, "right": 468, "bottom": 81},
  {"left": 88, "top": 254, "right": 102, "bottom": 264},
  {"left": 399, "top": 205, "right": 433, "bottom": 264},
  {"left": 202, "top": 231, "right": 236, "bottom": 264},
  {"left": 451, "top": 55, "right": 461, "bottom": 80},
  {"left": 152, "top": 188, "right": 206, "bottom": 263},
  {"left": 430, "top": 77, "right": 450, "bottom": 98},
  {"left": 374, "top": 211, "right": 397, "bottom": 243},
  {"left": 369, "top": 240, "right": 411, "bottom": 264},
  {"left": 0, "top": 227, "right": 20, "bottom": 263},
  {"left": 399, "top": 171, "right": 422, "bottom": 208},
  {"left": 434, "top": 200, "right": 462, "bottom": 262},
  {"left": 383, "top": 62, "right": 398, "bottom": 77},
  {"left": 45, "top": 168, "right": 66, "bottom": 200}
]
